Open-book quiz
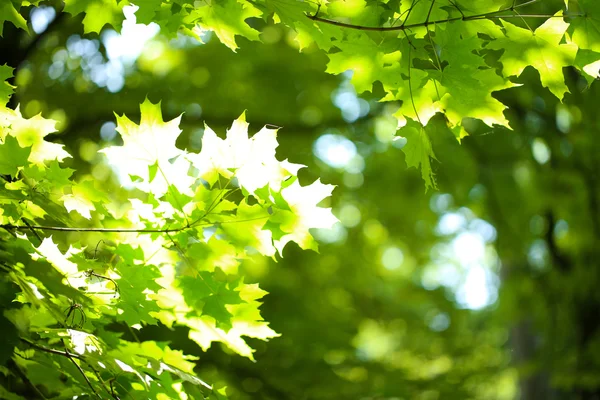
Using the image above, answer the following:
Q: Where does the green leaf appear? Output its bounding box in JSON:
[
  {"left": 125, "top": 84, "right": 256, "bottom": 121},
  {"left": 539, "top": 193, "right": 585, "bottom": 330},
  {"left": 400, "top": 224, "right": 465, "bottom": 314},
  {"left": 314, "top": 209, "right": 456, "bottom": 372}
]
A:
[
  {"left": 568, "top": 0, "right": 600, "bottom": 52},
  {"left": 0, "top": 65, "right": 14, "bottom": 106},
  {"left": 0, "top": 135, "right": 31, "bottom": 177},
  {"left": 114, "top": 260, "right": 162, "bottom": 326},
  {"left": 63, "top": 0, "right": 125, "bottom": 33},
  {"left": 101, "top": 99, "right": 192, "bottom": 197},
  {"left": 575, "top": 48, "right": 600, "bottom": 81},
  {"left": 179, "top": 270, "right": 243, "bottom": 331},
  {"left": 489, "top": 14, "right": 578, "bottom": 99},
  {"left": 430, "top": 23, "right": 513, "bottom": 127},
  {"left": 191, "top": 0, "right": 263, "bottom": 51},
  {"left": 164, "top": 184, "right": 193, "bottom": 213},
  {"left": 272, "top": 178, "right": 338, "bottom": 254},
  {"left": 0, "top": 2, "right": 28, "bottom": 36},
  {"left": 221, "top": 200, "right": 275, "bottom": 256},
  {"left": 326, "top": 32, "right": 404, "bottom": 94},
  {"left": 264, "top": 0, "right": 344, "bottom": 50},
  {"left": 60, "top": 193, "right": 95, "bottom": 219},
  {"left": 133, "top": 0, "right": 162, "bottom": 25},
  {"left": 190, "top": 114, "right": 304, "bottom": 194},
  {"left": 0, "top": 107, "right": 70, "bottom": 165},
  {"left": 187, "top": 236, "right": 239, "bottom": 274},
  {"left": 399, "top": 119, "right": 437, "bottom": 190}
]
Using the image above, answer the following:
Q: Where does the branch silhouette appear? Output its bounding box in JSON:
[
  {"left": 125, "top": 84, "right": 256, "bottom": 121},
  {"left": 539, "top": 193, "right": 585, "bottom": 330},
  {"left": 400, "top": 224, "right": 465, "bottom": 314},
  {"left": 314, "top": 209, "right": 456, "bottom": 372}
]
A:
[{"left": 306, "top": 0, "right": 578, "bottom": 32}]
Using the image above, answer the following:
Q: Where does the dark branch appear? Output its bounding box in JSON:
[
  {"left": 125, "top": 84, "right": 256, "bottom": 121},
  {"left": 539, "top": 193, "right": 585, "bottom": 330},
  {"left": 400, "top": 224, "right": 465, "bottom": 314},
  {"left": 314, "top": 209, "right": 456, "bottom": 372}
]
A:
[
  {"left": 20, "top": 337, "right": 82, "bottom": 360},
  {"left": 0, "top": 216, "right": 269, "bottom": 234},
  {"left": 305, "top": 1, "right": 573, "bottom": 32},
  {"left": 61, "top": 339, "right": 101, "bottom": 399}
]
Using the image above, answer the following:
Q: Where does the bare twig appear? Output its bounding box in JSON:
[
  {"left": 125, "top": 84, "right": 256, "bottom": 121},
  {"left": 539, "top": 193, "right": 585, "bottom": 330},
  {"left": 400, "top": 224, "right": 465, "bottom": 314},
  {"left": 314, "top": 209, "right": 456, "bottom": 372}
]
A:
[
  {"left": 20, "top": 337, "right": 83, "bottom": 360},
  {"left": 61, "top": 339, "right": 101, "bottom": 399},
  {"left": 0, "top": 215, "right": 269, "bottom": 234},
  {"left": 306, "top": 0, "right": 569, "bottom": 32}
]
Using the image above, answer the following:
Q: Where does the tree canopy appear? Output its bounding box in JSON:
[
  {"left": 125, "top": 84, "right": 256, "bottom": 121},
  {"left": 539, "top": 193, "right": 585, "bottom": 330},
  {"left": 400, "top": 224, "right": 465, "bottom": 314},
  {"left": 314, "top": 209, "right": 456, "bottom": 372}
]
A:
[{"left": 1, "top": 0, "right": 600, "bottom": 399}]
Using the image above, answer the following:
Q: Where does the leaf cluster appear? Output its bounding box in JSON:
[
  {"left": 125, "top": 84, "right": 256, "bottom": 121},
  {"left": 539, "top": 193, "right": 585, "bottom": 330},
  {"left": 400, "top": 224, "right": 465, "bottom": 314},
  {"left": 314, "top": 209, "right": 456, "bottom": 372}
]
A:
[
  {"left": 0, "top": 78, "right": 337, "bottom": 398},
  {"left": 4, "top": 0, "right": 599, "bottom": 188}
]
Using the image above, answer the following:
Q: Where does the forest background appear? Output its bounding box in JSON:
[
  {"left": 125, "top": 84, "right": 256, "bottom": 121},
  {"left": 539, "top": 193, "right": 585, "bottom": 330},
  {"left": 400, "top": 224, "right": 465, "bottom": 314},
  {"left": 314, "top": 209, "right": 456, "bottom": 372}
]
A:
[{"left": 1, "top": 0, "right": 600, "bottom": 399}]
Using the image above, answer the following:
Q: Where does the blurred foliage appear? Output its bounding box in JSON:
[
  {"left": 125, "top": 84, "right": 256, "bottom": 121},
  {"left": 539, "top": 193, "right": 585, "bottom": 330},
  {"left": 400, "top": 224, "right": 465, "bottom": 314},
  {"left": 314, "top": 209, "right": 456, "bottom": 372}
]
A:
[{"left": 1, "top": 0, "right": 600, "bottom": 399}]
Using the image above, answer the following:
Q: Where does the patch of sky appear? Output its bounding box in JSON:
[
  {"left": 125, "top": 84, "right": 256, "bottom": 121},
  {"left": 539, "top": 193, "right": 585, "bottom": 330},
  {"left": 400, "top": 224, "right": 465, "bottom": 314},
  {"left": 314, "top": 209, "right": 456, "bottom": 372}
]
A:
[
  {"left": 47, "top": 5, "right": 159, "bottom": 93},
  {"left": 331, "top": 73, "right": 370, "bottom": 123},
  {"left": 100, "top": 122, "right": 118, "bottom": 141},
  {"left": 30, "top": 6, "right": 56, "bottom": 34},
  {"left": 312, "top": 223, "right": 348, "bottom": 245},
  {"left": 531, "top": 138, "right": 551, "bottom": 165},
  {"left": 423, "top": 208, "right": 500, "bottom": 310},
  {"left": 314, "top": 133, "right": 361, "bottom": 170}
]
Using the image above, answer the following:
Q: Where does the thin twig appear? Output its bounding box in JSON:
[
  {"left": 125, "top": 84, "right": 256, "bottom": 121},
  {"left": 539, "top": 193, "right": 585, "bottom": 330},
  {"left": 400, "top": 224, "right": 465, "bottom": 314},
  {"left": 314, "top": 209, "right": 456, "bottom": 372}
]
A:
[
  {"left": 425, "top": 0, "right": 437, "bottom": 24},
  {"left": 426, "top": 30, "right": 442, "bottom": 100},
  {"left": 165, "top": 231, "right": 217, "bottom": 293},
  {"left": 402, "top": 0, "right": 421, "bottom": 27},
  {"left": 20, "top": 337, "right": 82, "bottom": 360},
  {"left": 61, "top": 339, "right": 101, "bottom": 399},
  {"left": 0, "top": 215, "right": 268, "bottom": 234},
  {"left": 0, "top": 224, "right": 185, "bottom": 233},
  {"left": 78, "top": 358, "right": 119, "bottom": 399},
  {"left": 21, "top": 218, "right": 43, "bottom": 243},
  {"left": 403, "top": 33, "right": 423, "bottom": 125},
  {"left": 447, "top": 0, "right": 464, "bottom": 19},
  {"left": 306, "top": 0, "right": 567, "bottom": 32}
]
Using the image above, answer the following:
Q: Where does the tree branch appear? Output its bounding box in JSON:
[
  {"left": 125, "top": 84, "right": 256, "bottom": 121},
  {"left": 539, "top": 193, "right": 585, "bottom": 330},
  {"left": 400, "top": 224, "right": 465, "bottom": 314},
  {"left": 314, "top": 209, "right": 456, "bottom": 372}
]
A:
[
  {"left": 0, "top": 216, "right": 269, "bottom": 234},
  {"left": 20, "top": 337, "right": 82, "bottom": 360},
  {"left": 305, "top": 1, "right": 573, "bottom": 32},
  {"left": 60, "top": 339, "right": 101, "bottom": 399}
]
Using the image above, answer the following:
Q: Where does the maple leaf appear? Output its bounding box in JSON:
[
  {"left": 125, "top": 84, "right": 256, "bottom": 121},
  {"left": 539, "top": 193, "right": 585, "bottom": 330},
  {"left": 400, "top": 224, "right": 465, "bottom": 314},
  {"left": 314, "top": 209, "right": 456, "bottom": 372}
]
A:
[
  {"left": 63, "top": 0, "right": 125, "bottom": 34},
  {"left": 0, "top": 107, "right": 70, "bottom": 165},
  {"left": 101, "top": 99, "right": 194, "bottom": 197},
  {"left": 398, "top": 119, "right": 437, "bottom": 190},
  {"left": 380, "top": 36, "right": 442, "bottom": 126},
  {"left": 0, "top": 65, "right": 15, "bottom": 106},
  {"left": 189, "top": 113, "right": 304, "bottom": 194},
  {"left": 60, "top": 194, "right": 95, "bottom": 220},
  {"left": 114, "top": 260, "right": 163, "bottom": 325},
  {"left": 187, "top": 237, "right": 239, "bottom": 274},
  {"left": 131, "top": 0, "right": 161, "bottom": 25},
  {"left": 326, "top": 32, "right": 404, "bottom": 94},
  {"left": 32, "top": 237, "right": 81, "bottom": 276},
  {"left": 568, "top": 0, "right": 600, "bottom": 52},
  {"left": 265, "top": 0, "right": 344, "bottom": 50},
  {"left": 186, "top": 281, "right": 279, "bottom": 361},
  {"left": 272, "top": 178, "right": 338, "bottom": 254},
  {"left": 431, "top": 23, "right": 514, "bottom": 128},
  {"left": 179, "top": 270, "right": 244, "bottom": 331},
  {"left": 0, "top": 2, "right": 28, "bottom": 36},
  {"left": 221, "top": 200, "right": 275, "bottom": 257},
  {"left": 0, "top": 135, "right": 31, "bottom": 177},
  {"left": 489, "top": 13, "right": 578, "bottom": 100},
  {"left": 191, "top": 0, "right": 262, "bottom": 51}
]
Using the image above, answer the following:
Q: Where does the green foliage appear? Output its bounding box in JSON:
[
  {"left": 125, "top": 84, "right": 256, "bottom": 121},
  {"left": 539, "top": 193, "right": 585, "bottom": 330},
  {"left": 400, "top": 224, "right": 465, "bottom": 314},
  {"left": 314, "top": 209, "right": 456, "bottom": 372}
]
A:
[
  {"left": 0, "top": 65, "right": 14, "bottom": 105},
  {"left": 0, "top": 92, "right": 336, "bottom": 398},
  {"left": 4, "top": 0, "right": 597, "bottom": 188},
  {"left": 2, "top": 0, "right": 600, "bottom": 398},
  {"left": 0, "top": 2, "right": 28, "bottom": 36}
]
